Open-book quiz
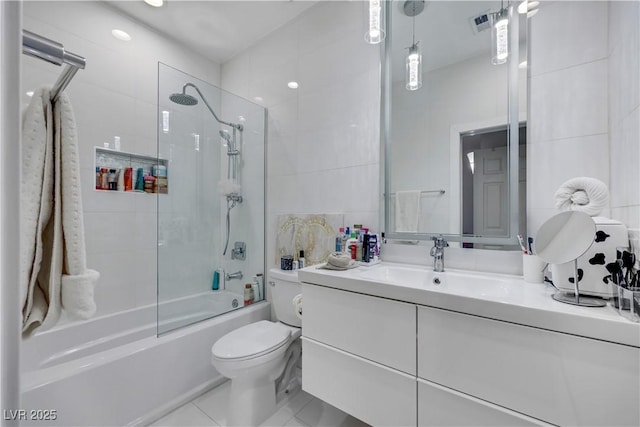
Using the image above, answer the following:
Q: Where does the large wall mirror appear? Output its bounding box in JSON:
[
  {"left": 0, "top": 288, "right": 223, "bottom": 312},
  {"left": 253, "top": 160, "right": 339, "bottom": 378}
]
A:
[{"left": 383, "top": 0, "right": 527, "bottom": 248}]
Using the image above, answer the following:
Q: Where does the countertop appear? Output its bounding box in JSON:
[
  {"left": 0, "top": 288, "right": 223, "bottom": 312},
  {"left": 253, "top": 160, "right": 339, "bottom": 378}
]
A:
[{"left": 298, "top": 262, "right": 640, "bottom": 348}]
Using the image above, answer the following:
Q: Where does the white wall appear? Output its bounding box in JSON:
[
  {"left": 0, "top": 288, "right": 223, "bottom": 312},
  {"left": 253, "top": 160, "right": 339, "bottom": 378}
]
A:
[
  {"left": 609, "top": 0, "right": 640, "bottom": 232},
  {"left": 22, "top": 1, "right": 221, "bottom": 318},
  {"left": 529, "top": 0, "right": 639, "bottom": 244},
  {"left": 527, "top": 1, "right": 611, "bottom": 235},
  {"left": 220, "top": 1, "right": 381, "bottom": 269}
]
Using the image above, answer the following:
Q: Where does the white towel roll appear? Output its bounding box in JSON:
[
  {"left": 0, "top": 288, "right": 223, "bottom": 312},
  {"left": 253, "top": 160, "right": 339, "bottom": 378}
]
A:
[
  {"left": 292, "top": 294, "right": 302, "bottom": 320},
  {"left": 554, "top": 177, "right": 609, "bottom": 217}
]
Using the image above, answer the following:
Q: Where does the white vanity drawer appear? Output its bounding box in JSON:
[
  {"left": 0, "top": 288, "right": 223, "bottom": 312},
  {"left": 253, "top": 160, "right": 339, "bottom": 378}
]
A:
[
  {"left": 302, "top": 283, "right": 416, "bottom": 374},
  {"left": 302, "top": 337, "right": 417, "bottom": 427},
  {"left": 418, "top": 378, "right": 551, "bottom": 427},
  {"left": 417, "top": 306, "right": 640, "bottom": 427}
]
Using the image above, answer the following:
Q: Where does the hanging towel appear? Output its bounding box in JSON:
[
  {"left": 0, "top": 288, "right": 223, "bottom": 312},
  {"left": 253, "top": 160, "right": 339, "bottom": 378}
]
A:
[
  {"left": 21, "top": 87, "right": 99, "bottom": 336},
  {"left": 395, "top": 190, "right": 421, "bottom": 232},
  {"left": 554, "top": 177, "right": 609, "bottom": 217}
]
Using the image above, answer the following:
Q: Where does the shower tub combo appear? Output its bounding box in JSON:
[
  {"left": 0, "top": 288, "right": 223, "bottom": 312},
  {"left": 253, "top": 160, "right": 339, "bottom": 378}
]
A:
[{"left": 21, "top": 292, "right": 269, "bottom": 426}]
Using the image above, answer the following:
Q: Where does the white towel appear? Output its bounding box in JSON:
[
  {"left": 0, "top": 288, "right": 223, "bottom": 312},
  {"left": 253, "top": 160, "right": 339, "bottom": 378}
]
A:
[
  {"left": 554, "top": 177, "right": 609, "bottom": 217},
  {"left": 395, "top": 190, "right": 421, "bottom": 232},
  {"left": 21, "top": 88, "right": 99, "bottom": 336}
]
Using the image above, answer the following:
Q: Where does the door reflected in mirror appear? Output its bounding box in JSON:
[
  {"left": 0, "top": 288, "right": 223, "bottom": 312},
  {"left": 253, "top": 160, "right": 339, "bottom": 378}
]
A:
[{"left": 461, "top": 125, "right": 526, "bottom": 249}]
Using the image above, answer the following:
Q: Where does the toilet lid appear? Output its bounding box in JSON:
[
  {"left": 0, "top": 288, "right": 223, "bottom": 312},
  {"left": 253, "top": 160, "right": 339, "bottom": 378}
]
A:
[{"left": 211, "top": 320, "right": 291, "bottom": 360}]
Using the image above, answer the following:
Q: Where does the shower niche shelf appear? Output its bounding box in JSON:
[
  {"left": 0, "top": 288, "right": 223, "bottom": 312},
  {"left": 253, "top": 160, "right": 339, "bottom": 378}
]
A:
[{"left": 94, "top": 147, "right": 169, "bottom": 194}]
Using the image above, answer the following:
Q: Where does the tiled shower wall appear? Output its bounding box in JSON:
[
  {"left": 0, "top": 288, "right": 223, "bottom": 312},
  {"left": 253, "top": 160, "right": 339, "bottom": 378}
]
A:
[
  {"left": 220, "top": 1, "right": 381, "bottom": 268},
  {"left": 22, "top": 1, "right": 221, "bottom": 317}
]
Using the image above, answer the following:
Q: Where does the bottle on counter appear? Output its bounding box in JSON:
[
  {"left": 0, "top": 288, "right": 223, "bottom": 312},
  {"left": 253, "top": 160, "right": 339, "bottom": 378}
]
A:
[
  {"left": 244, "top": 283, "right": 255, "bottom": 305},
  {"left": 298, "top": 250, "right": 306, "bottom": 269}
]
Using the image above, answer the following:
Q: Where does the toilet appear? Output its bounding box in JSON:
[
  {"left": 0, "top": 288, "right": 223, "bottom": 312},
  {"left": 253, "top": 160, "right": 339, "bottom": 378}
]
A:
[{"left": 211, "top": 268, "right": 302, "bottom": 426}]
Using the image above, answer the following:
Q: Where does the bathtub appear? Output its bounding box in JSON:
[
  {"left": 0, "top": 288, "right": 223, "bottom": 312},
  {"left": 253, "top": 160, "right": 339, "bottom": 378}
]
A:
[{"left": 20, "top": 292, "right": 270, "bottom": 426}]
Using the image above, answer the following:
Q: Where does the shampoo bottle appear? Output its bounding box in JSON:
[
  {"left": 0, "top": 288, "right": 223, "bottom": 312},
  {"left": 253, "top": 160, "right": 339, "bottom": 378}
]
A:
[
  {"left": 298, "top": 250, "right": 306, "bottom": 269},
  {"left": 244, "top": 283, "right": 255, "bottom": 305}
]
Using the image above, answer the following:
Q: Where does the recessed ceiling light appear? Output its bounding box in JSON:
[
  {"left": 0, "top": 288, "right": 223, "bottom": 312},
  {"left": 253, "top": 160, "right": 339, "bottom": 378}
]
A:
[
  {"left": 26, "top": 91, "right": 34, "bottom": 97},
  {"left": 253, "top": 96, "right": 264, "bottom": 103},
  {"left": 287, "top": 81, "right": 299, "bottom": 89},
  {"left": 144, "top": 0, "right": 164, "bottom": 7},
  {"left": 111, "top": 29, "right": 131, "bottom": 41}
]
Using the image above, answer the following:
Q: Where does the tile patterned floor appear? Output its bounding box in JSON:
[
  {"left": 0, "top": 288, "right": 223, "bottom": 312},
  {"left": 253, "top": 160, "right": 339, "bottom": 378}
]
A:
[{"left": 149, "top": 381, "right": 370, "bottom": 427}]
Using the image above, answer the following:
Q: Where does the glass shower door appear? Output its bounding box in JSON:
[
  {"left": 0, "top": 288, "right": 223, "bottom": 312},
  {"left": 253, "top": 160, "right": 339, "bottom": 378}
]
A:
[{"left": 157, "top": 63, "right": 265, "bottom": 335}]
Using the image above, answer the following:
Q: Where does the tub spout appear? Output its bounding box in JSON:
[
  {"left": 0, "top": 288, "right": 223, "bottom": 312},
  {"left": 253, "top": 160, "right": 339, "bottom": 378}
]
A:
[{"left": 225, "top": 271, "right": 243, "bottom": 281}]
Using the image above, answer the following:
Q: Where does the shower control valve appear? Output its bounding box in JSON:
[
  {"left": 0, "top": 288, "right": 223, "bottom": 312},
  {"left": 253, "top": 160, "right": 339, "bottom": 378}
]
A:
[{"left": 231, "top": 241, "right": 246, "bottom": 260}]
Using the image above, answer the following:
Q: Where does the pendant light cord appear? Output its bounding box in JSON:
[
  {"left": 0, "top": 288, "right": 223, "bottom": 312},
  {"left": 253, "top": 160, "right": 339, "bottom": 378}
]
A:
[{"left": 412, "top": 7, "right": 416, "bottom": 45}]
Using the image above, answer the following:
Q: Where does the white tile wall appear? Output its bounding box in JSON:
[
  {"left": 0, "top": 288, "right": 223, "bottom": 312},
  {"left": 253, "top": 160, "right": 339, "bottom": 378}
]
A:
[
  {"left": 609, "top": 0, "right": 640, "bottom": 230},
  {"left": 529, "top": 1, "right": 608, "bottom": 77},
  {"left": 527, "top": 1, "right": 612, "bottom": 235},
  {"left": 22, "top": 1, "right": 221, "bottom": 318},
  {"left": 221, "top": 1, "right": 381, "bottom": 268}
]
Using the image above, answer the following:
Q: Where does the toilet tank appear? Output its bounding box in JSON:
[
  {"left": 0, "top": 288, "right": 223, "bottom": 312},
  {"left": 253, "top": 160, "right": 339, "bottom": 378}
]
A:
[{"left": 268, "top": 268, "right": 301, "bottom": 327}]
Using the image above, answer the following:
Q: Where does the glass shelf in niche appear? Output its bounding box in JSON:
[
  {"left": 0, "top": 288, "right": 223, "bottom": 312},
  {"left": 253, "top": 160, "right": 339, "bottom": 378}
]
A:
[{"left": 94, "top": 147, "right": 168, "bottom": 194}]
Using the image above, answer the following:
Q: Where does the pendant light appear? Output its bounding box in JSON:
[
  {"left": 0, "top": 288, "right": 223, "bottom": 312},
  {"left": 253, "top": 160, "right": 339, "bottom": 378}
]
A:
[
  {"left": 404, "top": 0, "right": 425, "bottom": 91},
  {"left": 365, "top": 0, "right": 386, "bottom": 44},
  {"left": 491, "top": 2, "right": 509, "bottom": 65}
]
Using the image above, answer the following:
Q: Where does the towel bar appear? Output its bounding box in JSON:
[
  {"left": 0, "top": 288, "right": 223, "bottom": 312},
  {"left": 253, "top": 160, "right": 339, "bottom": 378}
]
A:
[{"left": 22, "top": 29, "right": 86, "bottom": 102}]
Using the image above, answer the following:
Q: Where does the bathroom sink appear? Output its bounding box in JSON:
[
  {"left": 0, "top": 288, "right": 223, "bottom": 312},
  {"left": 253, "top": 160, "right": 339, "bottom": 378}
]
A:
[
  {"left": 357, "top": 264, "right": 511, "bottom": 299},
  {"left": 357, "top": 265, "right": 436, "bottom": 286}
]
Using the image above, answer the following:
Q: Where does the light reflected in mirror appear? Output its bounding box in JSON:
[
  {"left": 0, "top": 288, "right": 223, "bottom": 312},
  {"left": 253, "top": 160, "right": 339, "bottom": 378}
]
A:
[{"left": 384, "top": 1, "right": 527, "bottom": 247}]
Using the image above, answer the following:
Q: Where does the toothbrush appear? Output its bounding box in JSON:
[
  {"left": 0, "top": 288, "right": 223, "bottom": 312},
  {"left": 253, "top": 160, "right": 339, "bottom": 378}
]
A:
[
  {"left": 517, "top": 234, "right": 528, "bottom": 254},
  {"left": 528, "top": 237, "right": 534, "bottom": 255}
]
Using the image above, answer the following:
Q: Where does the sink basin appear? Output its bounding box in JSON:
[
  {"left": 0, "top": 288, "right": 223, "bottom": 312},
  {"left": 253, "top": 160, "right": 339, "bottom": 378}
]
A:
[
  {"left": 357, "top": 264, "right": 511, "bottom": 299},
  {"left": 358, "top": 265, "right": 436, "bottom": 286}
]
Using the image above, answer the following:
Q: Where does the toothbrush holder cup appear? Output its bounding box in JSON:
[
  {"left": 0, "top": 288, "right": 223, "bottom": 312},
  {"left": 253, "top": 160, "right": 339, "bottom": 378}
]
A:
[{"left": 523, "top": 254, "right": 546, "bottom": 284}]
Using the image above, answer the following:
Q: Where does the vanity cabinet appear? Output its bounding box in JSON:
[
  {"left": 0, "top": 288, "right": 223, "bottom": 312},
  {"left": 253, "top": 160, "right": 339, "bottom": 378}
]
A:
[
  {"left": 417, "top": 379, "right": 550, "bottom": 427},
  {"left": 417, "top": 306, "right": 639, "bottom": 426},
  {"left": 301, "top": 283, "right": 417, "bottom": 426},
  {"left": 301, "top": 281, "right": 640, "bottom": 427},
  {"left": 302, "top": 283, "right": 415, "bottom": 374},
  {"left": 303, "top": 338, "right": 417, "bottom": 427}
]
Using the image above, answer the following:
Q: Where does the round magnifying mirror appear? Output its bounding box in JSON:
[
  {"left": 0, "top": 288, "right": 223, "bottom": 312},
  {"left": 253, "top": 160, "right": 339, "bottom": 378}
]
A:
[
  {"left": 535, "top": 211, "right": 605, "bottom": 307},
  {"left": 535, "top": 211, "right": 595, "bottom": 264}
]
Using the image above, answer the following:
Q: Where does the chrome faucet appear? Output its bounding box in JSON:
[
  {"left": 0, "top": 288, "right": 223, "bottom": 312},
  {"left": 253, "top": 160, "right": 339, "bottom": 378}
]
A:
[
  {"left": 430, "top": 236, "right": 449, "bottom": 272},
  {"left": 225, "top": 270, "right": 243, "bottom": 281}
]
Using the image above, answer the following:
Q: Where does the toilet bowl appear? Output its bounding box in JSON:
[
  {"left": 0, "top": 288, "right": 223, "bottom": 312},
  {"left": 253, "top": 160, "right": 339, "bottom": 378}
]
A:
[{"left": 210, "top": 268, "right": 301, "bottom": 426}]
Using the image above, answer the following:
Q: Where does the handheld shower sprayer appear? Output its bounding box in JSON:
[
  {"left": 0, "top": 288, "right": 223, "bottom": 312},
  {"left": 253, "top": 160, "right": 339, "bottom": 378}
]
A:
[{"left": 220, "top": 130, "right": 239, "bottom": 155}]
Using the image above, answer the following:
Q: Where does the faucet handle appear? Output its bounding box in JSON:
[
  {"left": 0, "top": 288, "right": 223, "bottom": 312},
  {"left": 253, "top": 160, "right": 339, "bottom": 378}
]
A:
[{"left": 432, "top": 236, "right": 448, "bottom": 248}]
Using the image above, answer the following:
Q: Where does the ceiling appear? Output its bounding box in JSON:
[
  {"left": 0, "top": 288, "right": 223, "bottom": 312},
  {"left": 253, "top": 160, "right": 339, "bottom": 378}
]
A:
[
  {"left": 105, "top": 0, "right": 318, "bottom": 63},
  {"left": 105, "top": 1, "right": 526, "bottom": 73}
]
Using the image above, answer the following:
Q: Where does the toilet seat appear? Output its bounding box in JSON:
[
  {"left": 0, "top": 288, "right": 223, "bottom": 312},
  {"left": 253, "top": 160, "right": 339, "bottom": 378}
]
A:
[{"left": 212, "top": 320, "right": 291, "bottom": 361}]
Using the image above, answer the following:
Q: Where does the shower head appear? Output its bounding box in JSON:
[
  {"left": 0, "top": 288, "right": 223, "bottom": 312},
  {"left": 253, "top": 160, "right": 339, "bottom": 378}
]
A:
[
  {"left": 169, "top": 91, "right": 198, "bottom": 106},
  {"left": 169, "top": 82, "right": 244, "bottom": 132}
]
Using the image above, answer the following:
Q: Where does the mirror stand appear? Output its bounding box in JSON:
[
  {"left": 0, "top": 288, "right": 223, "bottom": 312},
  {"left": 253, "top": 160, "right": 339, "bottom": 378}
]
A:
[{"left": 551, "top": 259, "right": 607, "bottom": 307}]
